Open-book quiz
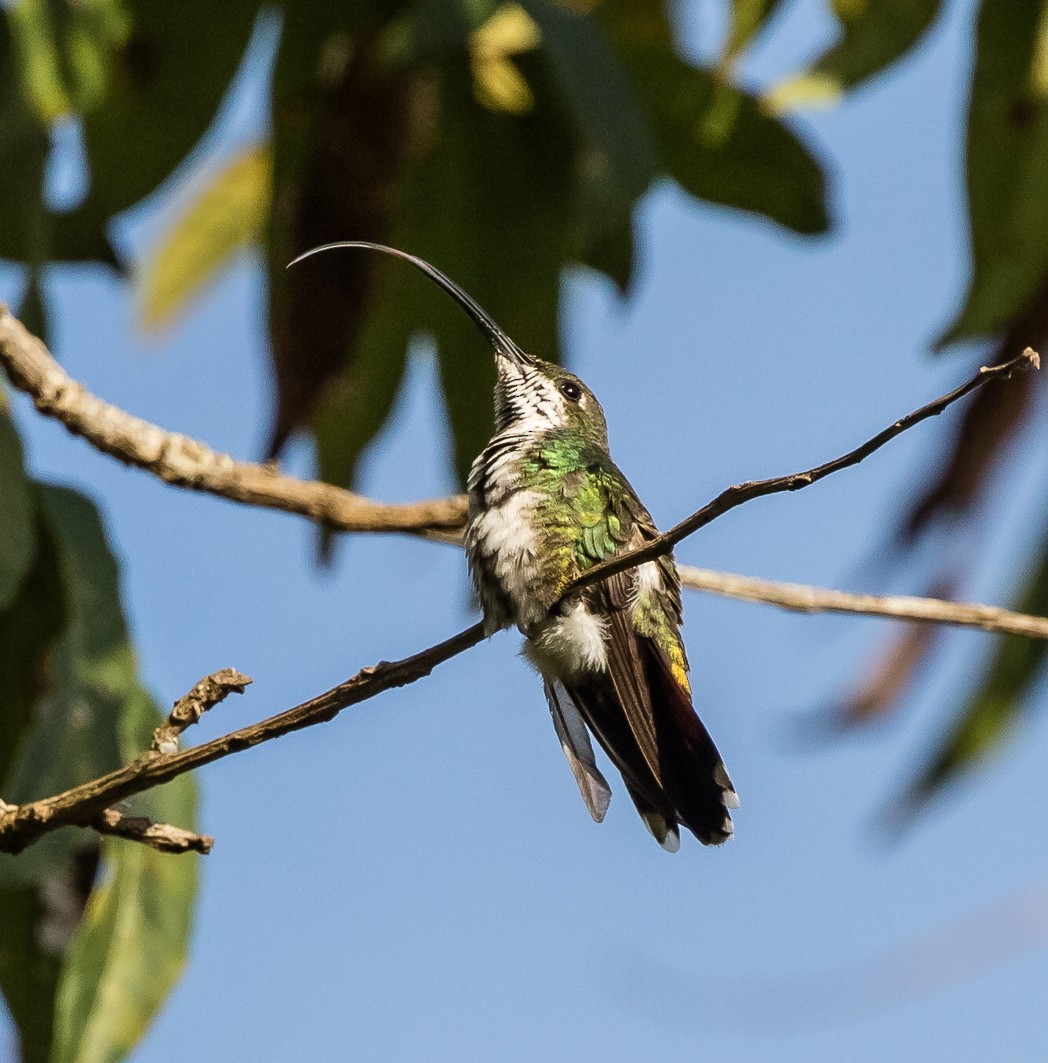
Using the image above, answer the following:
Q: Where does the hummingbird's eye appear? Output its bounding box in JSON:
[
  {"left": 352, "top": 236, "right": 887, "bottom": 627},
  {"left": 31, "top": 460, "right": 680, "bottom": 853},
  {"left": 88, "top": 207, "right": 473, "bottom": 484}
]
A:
[{"left": 559, "top": 380, "right": 582, "bottom": 402}]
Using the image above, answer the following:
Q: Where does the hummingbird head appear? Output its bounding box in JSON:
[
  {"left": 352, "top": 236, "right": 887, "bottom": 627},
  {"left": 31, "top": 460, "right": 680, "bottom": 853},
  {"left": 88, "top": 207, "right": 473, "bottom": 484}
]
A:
[{"left": 287, "top": 241, "right": 610, "bottom": 449}]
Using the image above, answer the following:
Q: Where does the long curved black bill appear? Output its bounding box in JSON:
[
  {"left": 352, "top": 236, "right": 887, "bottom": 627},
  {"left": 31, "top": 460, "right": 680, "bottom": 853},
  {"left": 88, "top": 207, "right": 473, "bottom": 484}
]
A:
[{"left": 287, "top": 241, "right": 530, "bottom": 364}]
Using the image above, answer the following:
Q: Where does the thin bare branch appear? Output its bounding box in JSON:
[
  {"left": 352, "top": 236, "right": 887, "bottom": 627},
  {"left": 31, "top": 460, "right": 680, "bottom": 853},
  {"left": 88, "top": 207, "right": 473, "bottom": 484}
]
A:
[
  {"left": 0, "top": 622, "right": 486, "bottom": 856},
  {"left": 677, "top": 566, "right": 1048, "bottom": 639},
  {"left": 562, "top": 348, "right": 1041, "bottom": 602},
  {"left": 0, "top": 305, "right": 467, "bottom": 540}
]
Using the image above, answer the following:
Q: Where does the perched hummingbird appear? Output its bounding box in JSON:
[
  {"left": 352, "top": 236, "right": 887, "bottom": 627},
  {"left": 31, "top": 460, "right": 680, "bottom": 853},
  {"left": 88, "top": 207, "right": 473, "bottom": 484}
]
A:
[{"left": 291, "top": 242, "right": 739, "bottom": 850}]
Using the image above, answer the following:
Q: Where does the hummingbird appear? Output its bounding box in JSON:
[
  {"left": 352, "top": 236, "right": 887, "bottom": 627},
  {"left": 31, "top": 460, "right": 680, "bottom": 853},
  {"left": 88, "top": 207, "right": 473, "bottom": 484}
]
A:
[{"left": 290, "top": 242, "right": 739, "bottom": 850}]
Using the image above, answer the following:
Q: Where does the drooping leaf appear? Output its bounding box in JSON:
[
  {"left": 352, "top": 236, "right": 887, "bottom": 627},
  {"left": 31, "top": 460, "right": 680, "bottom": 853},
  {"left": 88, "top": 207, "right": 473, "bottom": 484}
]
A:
[
  {"left": 905, "top": 529, "right": 1048, "bottom": 806},
  {"left": 3, "top": 487, "right": 128, "bottom": 811},
  {"left": 136, "top": 143, "right": 271, "bottom": 330},
  {"left": 766, "top": 0, "right": 944, "bottom": 112},
  {"left": 50, "top": 689, "right": 199, "bottom": 1063},
  {"left": 0, "top": 404, "right": 36, "bottom": 611},
  {"left": 265, "top": 3, "right": 421, "bottom": 456},
  {"left": 937, "top": 0, "right": 1048, "bottom": 345}
]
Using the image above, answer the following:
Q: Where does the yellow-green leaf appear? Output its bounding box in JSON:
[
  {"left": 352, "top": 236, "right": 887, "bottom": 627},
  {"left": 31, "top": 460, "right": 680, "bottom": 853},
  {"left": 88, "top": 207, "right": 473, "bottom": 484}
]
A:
[{"left": 136, "top": 143, "right": 271, "bottom": 330}]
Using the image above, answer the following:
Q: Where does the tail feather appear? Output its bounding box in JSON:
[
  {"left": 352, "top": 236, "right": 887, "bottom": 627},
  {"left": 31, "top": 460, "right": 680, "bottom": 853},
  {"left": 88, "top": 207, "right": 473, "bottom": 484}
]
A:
[{"left": 543, "top": 679, "right": 612, "bottom": 822}]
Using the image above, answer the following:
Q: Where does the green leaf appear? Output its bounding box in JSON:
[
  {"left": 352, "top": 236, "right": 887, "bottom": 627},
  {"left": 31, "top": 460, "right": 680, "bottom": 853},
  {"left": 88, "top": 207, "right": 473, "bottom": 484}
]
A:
[
  {"left": 406, "top": 60, "right": 573, "bottom": 483},
  {"left": 50, "top": 690, "right": 199, "bottom": 1063},
  {"left": 767, "top": 0, "right": 944, "bottom": 112},
  {"left": 0, "top": 13, "right": 52, "bottom": 265},
  {"left": 0, "top": 406, "right": 36, "bottom": 611},
  {"left": 724, "top": 0, "right": 786, "bottom": 65},
  {"left": 651, "top": 55, "right": 828, "bottom": 234},
  {"left": 907, "top": 528, "right": 1048, "bottom": 804},
  {"left": 8, "top": 0, "right": 130, "bottom": 124},
  {"left": 523, "top": 0, "right": 657, "bottom": 287},
  {"left": 937, "top": 0, "right": 1048, "bottom": 345},
  {"left": 0, "top": 849, "right": 99, "bottom": 1063},
  {"left": 596, "top": 0, "right": 829, "bottom": 235},
  {"left": 312, "top": 254, "right": 413, "bottom": 496},
  {"left": 136, "top": 143, "right": 270, "bottom": 330},
  {"left": 50, "top": 0, "right": 261, "bottom": 266},
  {"left": 3, "top": 487, "right": 128, "bottom": 810}
]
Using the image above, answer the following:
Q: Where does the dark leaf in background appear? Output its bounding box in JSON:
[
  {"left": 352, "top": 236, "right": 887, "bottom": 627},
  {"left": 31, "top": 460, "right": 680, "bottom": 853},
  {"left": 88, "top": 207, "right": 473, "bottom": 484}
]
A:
[
  {"left": 0, "top": 848, "right": 99, "bottom": 1063},
  {"left": 0, "top": 403, "right": 35, "bottom": 611},
  {"left": 0, "top": 15, "right": 51, "bottom": 268},
  {"left": 808, "top": 577, "right": 957, "bottom": 735},
  {"left": 267, "top": 4, "right": 422, "bottom": 457},
  {"left": 904, "top": 534, "right": 1048, "bottom": 807},
  {"left": 938, "top": 0, "right": 1048, "bottom": 346}
]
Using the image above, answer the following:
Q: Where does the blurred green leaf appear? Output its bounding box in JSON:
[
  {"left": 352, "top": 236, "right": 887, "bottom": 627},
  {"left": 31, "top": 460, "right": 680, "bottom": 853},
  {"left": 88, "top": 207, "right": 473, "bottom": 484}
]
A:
[
  {"left": 523, "top": 0, "right": 656, "bottom": 287},
  {"left": 908, "top": 530, "right": 1048, "bottom": 804},
  {"left": 51, "top": 690, "right": 199, "bottom": 1063},
  {"left": 408, "top": 58, "right": 573, "bottom": 483},
  {"left": 0, "top": 407, "right": 36, "bottom": 611},
  {"left": 0, "top": 849, "right": 99, "bottom": 1063},
  {"left": 724, "top": 0, "right": 786, "bottom": 64},
  {"left": 0, "top": 14, "right": 52, "bottom": 266},
  {"left": 136, "top": 143, "right": 271, "bottom": 330},
  {"left": 767, "top": 0, "right": 944, "bottom": 112},
  {"left": 312, "top": 254, "right": 413, "bottom": 496},
  {"left": 8, "top": 0, "right": 129, "bottom": 124},
  {"left": 265, "top": 3, "right": 419, "bottom": 455},
  {"left": 3, "top": 487, "right": 128, "bottom": 810},
  {"left": 938, "top": 0, "right": 1048, "bottom": 345},
  {"left": 597, "top": 0, "right": 829, "bottom": 235},
  {"left": 52, "top": 0, "right": 261, "bottom": 265}
]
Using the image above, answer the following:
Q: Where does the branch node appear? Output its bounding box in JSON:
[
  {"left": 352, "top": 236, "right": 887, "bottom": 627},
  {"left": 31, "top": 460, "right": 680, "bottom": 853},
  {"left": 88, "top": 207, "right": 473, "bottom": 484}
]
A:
[{"left": 152, "top": 668, "right": 252, "bottom": 753}]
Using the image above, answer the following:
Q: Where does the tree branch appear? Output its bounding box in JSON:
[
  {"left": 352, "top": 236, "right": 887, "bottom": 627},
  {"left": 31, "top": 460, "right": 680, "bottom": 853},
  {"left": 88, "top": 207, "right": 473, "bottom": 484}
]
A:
[
  {"left": 0, "top": 305, "right": 467, "bottom": 541},
  {"left": 677, "top": 566, "right": 1048, "bottom": 639},
  {"left": 0, "top": 623, "right": 485, "bottom": 856},
  {"left": 1, "top": 303, "right": 1044, "bottom": 857},
  {"left": 560, "top": 348, "right": 1040, "bottom": 602}
]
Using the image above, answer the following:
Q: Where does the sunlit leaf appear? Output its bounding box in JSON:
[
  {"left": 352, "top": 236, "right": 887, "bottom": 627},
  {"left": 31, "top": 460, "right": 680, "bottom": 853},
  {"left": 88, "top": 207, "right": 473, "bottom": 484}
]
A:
[
  {"left": 470, "top": 4, "right": 540, "bottom": 113},
  {"left": 0, "top": 406, "right": 35, "bottom": 611},
  {"left": 938, "top": 0, "right": 1048, "bottom": 345},
  {"left": 136, "top": 143, "right": 271, "bottom": 330},
  {"left": 766, "top": 0, "right": 944, "bottom": 113}
]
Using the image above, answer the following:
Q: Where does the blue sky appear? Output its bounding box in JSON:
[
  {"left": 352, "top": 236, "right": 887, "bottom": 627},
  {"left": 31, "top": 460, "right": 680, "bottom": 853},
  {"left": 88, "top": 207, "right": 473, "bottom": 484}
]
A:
[{"left": 4, "top": 0, "right": 1048, "bottom": 1060}]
